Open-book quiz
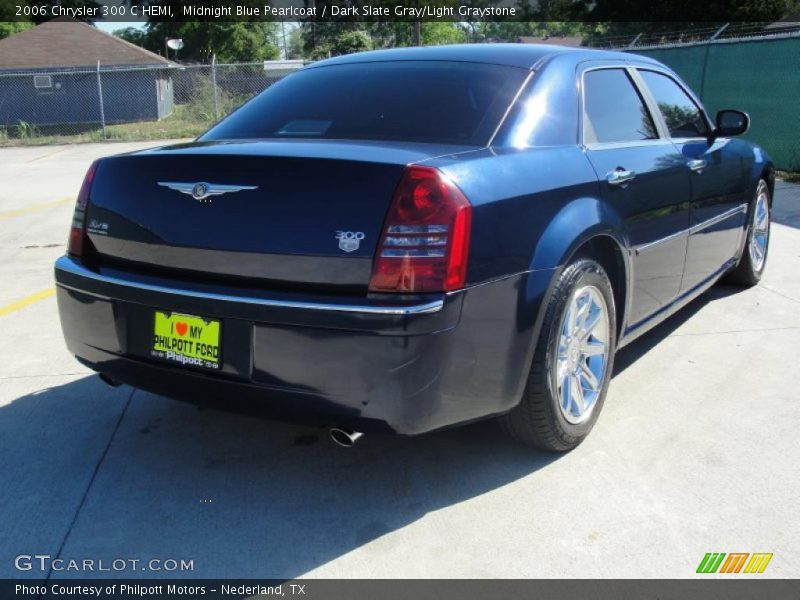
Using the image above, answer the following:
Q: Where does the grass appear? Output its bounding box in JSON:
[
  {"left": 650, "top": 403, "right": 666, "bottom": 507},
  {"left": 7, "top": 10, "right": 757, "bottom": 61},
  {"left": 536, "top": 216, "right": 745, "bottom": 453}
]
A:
[
  {"left": 105, "top": 105, "right": 210, "bottom": 141},
  {"left": 0, "top": 105, "right": 211, "bottom": 147},
  {"left": 776, "top": 170, "right": 800, "bottom": 183}
]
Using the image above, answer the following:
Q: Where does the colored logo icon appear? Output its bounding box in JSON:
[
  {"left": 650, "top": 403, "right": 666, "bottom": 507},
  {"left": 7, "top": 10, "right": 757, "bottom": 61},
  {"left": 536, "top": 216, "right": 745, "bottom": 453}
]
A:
[{"left": 696, "top": 552, "right": 773, "bottom": 574}]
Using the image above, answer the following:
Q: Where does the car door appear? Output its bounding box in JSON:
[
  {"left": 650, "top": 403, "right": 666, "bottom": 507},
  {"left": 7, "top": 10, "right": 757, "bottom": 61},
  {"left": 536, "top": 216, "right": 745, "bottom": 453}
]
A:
[
  {"left": 581, "top": 66, "right": 692, "bottom": 329},
  {"left": 636, "top": 69, "right": 749, "bottom": 293}
]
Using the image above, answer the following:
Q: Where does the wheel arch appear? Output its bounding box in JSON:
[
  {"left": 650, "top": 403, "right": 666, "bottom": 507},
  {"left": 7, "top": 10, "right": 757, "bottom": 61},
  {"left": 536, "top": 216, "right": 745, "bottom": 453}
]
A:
[
  {"left": 529, "top": 197, "right": 631, "bottom": 340},
  {"left": 568, "top": 235, "right": 628, "bottom": 340}
]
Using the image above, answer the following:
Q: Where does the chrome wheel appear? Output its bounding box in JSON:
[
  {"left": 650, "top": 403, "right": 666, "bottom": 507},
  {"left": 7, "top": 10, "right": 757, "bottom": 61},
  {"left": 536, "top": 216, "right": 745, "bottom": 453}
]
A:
[
  {"left": 749, "top": 183, "right": 770, "bottom": 272},
  {"left": 555, "top": 285, "right": 610, "bottom": 425}
]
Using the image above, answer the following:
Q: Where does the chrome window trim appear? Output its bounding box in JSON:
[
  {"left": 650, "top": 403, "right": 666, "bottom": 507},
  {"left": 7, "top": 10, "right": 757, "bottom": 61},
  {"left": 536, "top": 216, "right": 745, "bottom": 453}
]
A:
[
  {"left": 634, "top": 204, "right": 747, "bottom": 255},
  {"left": 582, "top": 138, "right": 676, "bottom": 151},
  {"left": 54, "top": 256, "right": 444, "bottom": 316}
]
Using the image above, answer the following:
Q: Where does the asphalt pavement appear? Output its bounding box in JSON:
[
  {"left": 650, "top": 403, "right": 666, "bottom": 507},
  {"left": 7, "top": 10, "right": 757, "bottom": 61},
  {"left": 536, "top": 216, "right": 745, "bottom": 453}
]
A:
[{"left": 1, "top": 141, "right": 798, "bottom": 579}]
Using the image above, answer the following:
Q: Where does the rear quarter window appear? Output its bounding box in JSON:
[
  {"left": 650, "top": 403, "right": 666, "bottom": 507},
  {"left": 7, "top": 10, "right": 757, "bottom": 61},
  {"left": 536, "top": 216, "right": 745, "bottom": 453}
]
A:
[
  {"left": 583, "top": 68, "right": 658, "bottom": 144},
  {"left": 202, "top": 61, "right": 528, "bottom": 146}
]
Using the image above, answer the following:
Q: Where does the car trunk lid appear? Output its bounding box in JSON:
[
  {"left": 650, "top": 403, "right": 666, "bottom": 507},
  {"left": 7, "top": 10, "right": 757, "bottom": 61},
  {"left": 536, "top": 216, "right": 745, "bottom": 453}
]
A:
[{"left": 85, "top": 140, "right": 474, "bottom": 289}]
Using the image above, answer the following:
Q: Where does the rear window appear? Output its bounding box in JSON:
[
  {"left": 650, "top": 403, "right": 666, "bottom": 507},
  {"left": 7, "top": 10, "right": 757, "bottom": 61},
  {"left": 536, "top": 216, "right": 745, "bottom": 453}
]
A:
[{"left": 201, "top": 61, "right": 528, "bottom": 146}]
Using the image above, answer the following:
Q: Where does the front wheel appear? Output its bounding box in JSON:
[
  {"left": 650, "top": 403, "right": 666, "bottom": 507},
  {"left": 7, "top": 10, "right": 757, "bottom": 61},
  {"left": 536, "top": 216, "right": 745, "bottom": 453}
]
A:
[
  {"left": 726, "top": 179, "right": 771, "bottom": 286},
  {"left": 500, "top": 258, "right": 617, "bottom": 451}
]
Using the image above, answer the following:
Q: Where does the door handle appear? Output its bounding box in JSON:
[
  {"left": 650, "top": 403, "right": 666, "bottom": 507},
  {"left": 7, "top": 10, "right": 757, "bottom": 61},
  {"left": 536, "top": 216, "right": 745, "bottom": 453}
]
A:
[
  {"left": 607, "top": 169, "right": 636, "bottom": 186},
  {"left": 687, "top": 159, "right": 707, "bottom": 172}
]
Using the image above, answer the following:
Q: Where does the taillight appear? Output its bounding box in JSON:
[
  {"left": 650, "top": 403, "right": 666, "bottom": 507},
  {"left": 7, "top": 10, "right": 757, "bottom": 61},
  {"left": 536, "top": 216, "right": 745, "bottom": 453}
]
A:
[
  {"left": 67, "top": 160, "right": 100, "bottom": 257},
  {"left": 369, "top": 166, "right": 472, "bottom": 293}
]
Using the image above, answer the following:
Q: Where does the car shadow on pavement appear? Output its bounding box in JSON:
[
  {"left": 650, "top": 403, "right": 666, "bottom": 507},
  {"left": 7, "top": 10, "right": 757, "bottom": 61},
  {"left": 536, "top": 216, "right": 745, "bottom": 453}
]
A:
[
  {"left": 613, "top": 284, "right": 743, "bottom": 376},
  {"left": 0, "top": 374, "right": 560, "bottom": 579},
  {"left": 0, "top": 284, "right": 750, "bottom": 579},
  {"left": 773, "top": 182, "right": 800, "bottom": 230}
]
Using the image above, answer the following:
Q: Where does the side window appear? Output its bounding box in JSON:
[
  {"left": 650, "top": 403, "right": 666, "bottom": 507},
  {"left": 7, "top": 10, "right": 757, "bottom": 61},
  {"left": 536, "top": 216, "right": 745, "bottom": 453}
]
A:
[
  {"left": 583, "top": 69, "right": 658, "bottom": 144},
  {"left": 638, "top": 70, "right": 709, "bottom": 138}
]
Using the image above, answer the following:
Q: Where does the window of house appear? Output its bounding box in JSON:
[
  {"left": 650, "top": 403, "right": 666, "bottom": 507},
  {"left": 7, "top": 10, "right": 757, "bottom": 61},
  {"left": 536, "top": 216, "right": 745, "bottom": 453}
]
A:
[{"left": 33, "top": 75, "right": 52, "bottom": 89}]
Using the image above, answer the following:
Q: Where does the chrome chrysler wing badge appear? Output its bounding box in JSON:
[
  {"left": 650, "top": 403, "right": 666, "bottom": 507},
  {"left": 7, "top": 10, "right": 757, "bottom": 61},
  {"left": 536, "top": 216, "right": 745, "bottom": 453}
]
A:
[{"left": 157, "top": 181, "right": 258, "bottom": 203}]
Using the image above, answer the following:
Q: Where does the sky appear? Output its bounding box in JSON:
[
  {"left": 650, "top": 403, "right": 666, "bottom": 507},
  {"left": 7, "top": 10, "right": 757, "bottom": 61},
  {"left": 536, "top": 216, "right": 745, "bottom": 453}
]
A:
[{"left": 94, "top": 21, "right": 145, "bottom": 34}]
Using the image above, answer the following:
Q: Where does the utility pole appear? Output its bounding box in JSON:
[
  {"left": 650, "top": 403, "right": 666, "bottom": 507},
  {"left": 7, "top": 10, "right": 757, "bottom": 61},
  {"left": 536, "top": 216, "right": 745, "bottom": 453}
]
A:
[
  {"left": 211, "top": 54, "right": 218, "bottom": 121},
  {"left": 96, "top": 60, "right": 106, "bottom": 139}
]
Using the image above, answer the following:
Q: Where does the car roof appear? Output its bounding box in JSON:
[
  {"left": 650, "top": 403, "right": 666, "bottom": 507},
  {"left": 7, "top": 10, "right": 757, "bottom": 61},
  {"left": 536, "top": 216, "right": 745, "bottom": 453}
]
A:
[{"left": 309, "top": 43, "right": 661, "bottom": 71}]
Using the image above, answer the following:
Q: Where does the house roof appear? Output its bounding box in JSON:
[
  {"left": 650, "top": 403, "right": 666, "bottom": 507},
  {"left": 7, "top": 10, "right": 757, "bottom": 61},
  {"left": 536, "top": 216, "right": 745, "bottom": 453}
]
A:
[
  {"left": 0, "top": 18, "right": 172, "bottom": 70},
  {"left": 517, "top": 36, "right": 584, "bottom": 47}
]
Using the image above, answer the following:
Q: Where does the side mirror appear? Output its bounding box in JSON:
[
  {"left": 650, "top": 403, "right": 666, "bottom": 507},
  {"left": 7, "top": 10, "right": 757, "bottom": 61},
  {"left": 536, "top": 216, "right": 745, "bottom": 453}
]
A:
[{"left": 715, "top": 110, "right": 750, "bottom": 137}]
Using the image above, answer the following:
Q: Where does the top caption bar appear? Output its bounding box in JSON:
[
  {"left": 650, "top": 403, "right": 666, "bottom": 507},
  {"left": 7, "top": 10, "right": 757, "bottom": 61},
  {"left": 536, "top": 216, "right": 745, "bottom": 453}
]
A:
[{"left": 4, "top": 0, "right": 781, "bottom": 22}]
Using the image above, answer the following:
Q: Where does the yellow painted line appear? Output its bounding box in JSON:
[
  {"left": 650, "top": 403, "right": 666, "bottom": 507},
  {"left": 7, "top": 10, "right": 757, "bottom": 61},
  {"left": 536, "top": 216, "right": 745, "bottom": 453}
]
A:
[
  {"left": 0, "top": 288, "right": 56, "bottom": 318},
  {"left": 26, "top": 147, "right": 67, "bottom": 163},
  {"left": 0, "top": 197, "right": 72, "bottom": 220}
]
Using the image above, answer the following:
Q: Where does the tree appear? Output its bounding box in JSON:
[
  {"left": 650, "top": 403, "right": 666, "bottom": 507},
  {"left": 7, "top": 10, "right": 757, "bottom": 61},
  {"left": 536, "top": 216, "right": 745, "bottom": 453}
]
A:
[
  {"left": 422, "top": 22, "right": 468, "bottom": 45},
  {"left": 113, "top": 26, "right": 147, "bottom": 47},
  {"left": 573, "top": 0, "right": 795, "bottom": 43},
  {"left": 0, "top": 0, "right": 98, "bottom": 39},
  {"left": 367, "top": 22, "right": 467, "bottom": 47},
  {"left": 300, "top": 21, "right": 469, "bottom": 58},
  {"left": 118, "top": 22, "right": 280, "bottom": 63},
  {"left": 579, "top": 0, "right": 792, "bottom": 22},
  {"left": 329, "top": 30, "right": 373, "bottom": 56},
  {"left": 300, "top": 22, "right": 362, "bottom": 58},
  {"left": 0, "top": 22, "right": 33, "bottom": 40},
  {"left": 286, "top": 26, "right": 305, "bottom": 60},
  {"left": 474, "top": 22, "right": 586, "bottom": 43}
]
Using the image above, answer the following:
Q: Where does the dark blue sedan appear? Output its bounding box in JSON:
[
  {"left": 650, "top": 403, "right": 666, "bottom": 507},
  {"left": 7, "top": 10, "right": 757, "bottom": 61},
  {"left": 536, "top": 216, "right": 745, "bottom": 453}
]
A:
[{"left": 55, "top": 44, "right": 773, "bottom": 451}]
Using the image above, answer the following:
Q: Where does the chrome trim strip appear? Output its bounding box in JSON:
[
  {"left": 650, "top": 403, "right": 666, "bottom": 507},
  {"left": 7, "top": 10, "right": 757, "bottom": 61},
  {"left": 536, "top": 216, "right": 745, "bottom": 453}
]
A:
[
  {"left": 634, "top": 204, "right": 748, "bottom": 255},
  {"left": 689, "top": 203, "right": 747, "bottom": 234},
  {"left": 635, "top": 229, "right": 687, "bottom": 255},
  {"left": 54, "top": 256, "right": 444, "bottom": 316}
]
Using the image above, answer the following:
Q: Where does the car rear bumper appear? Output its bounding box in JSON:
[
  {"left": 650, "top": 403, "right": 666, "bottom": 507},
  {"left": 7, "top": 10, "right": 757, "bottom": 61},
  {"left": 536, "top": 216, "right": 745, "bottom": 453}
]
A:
[{"left": 55, "top": 255, "right": 554, "bottom": 434}]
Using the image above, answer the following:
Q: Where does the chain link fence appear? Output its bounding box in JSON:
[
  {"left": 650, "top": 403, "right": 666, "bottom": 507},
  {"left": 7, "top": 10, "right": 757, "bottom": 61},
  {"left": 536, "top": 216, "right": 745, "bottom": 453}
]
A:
[
  {"left": 587, "top": 22, "right": 800, "bottom": 50},
  {"left": 0, "top": 61, "right": 302, "bottom": 146}
]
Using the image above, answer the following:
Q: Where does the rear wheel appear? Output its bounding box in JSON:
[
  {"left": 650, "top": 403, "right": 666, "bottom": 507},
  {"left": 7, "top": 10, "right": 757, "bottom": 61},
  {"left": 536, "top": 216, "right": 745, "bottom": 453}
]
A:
[
  {"left": 726, "top": 179, "right": 771, "bottom": 286},
  {"left": 501, "top": 258, "right": 617, "bottom": 451}
]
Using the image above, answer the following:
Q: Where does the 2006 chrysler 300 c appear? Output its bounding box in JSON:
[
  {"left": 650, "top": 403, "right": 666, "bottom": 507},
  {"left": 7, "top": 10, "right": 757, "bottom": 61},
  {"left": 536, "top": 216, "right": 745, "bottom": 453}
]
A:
[{"left": 55, "top": 44, "right": 774, "bottom": 450}]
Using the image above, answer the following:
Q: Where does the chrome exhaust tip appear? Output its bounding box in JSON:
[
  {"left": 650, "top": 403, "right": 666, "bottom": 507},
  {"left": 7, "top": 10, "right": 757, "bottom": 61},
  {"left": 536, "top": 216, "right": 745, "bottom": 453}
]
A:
[
  {"left": 98, "top": 373, "right": 121, "bottom": 388},
  {"left": 329, "top": 427, "right": 363, "bottom": 448}
]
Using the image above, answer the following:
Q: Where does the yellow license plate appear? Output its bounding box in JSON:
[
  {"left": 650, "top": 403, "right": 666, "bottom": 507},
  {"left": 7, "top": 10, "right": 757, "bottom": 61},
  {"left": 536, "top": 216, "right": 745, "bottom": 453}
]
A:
[{"left": 151, "top": 311, "right": 221, "bottom": 370}]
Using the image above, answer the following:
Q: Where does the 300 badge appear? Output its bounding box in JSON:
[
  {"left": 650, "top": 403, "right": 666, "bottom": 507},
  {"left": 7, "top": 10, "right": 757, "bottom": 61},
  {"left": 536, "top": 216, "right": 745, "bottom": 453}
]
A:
[{"left": 336, "top": 230, "right": 365, "bottom": 253}]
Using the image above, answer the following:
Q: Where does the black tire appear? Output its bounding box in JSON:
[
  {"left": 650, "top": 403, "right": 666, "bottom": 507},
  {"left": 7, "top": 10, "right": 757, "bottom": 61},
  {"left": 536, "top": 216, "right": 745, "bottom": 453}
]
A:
[
  {"left": 725, "top": 179, "right": 771, "bottom": 287},
  {"left": 500, "top": 258, "right": 617, "bottom": 452}
]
